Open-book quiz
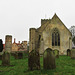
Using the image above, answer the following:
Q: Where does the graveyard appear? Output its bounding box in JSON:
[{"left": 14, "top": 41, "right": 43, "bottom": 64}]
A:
[
  {"left": 0, "top": 36, "right": 75, "bottom": 75},
  {"left": 0, "top": 52, "right": 75, "bottom": 75},
  {"left": 0, "top": 0, "right": 75, "bottom": 75},
  {"left": 0, "top": 17, "right": 75, "bottom": 75}
]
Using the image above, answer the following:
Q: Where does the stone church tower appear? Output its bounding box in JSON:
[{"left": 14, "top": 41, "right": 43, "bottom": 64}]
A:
[{"left": 29, "top": 14, "right": 72, "bottom": 55}]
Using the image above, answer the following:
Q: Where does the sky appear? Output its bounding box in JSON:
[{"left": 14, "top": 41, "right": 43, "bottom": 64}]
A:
[{"left": 0, "top": 0, "right": 75, "bottom": 44}]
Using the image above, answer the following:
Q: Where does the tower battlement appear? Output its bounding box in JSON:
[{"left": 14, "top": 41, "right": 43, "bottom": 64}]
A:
[{"left": 41, "top": 19, "right": 51, "bottom": 25}]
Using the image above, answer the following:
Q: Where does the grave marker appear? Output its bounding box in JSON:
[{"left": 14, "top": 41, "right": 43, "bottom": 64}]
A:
[
  {"left": 67, "top": 49, "right": 71, "bottom": 56},
  {"left": 43, "top": 48, "right": 56, "bottom": 69},
  {"left": 2, "top": 52, "right": 10, "bottom": 66},
  {"left": 28, "top": 50, "right": 40, "bottom": 70}
]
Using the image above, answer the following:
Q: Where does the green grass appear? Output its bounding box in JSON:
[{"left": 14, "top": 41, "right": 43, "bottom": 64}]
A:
[{"left": 0, "top": 55, "right": 75, "bottom": 75}]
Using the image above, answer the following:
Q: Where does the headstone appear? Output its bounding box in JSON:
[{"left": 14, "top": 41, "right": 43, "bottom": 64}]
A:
[
  {"left": 43, "top": 48, "right": 56, "bottom": 69},
  {"left": 5, "top": 35, "right": 12, "bottom": 53},
  {"left": 18, "top": 52, "right": 23, "bottom": 59},
  {"left": 71, "top": 49, "right": 75, "bottom": 59},
  {"left": 12, "top": 52, "right": 23, "bottom": 59},
  {"left": 11, "top": 52, "right": 17, "bottom": 58},
  {"left": 14, "top": 52, "right": 18, "bottom": 59},
  {"left": 28, "top": 50, "right": 40, "bottom": 70},
  {"left": 2, "top": 52, "right": 10, "bottom": 66},
  {"left": 53, "top": 49, "right": 59, "bottom": 58},
  {"left": 67, "top": 49, "right": 71, "bottom": 56},
  {"left": 0, "top": 39, "right": 3, "bottom": 52},
  {"left": 11, "top": 52, "right": 15, "bottom": 56}
]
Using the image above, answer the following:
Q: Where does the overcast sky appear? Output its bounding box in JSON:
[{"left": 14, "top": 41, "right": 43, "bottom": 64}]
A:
[{"left": 0, "top": 0, "right": 75, "bottom": 43}]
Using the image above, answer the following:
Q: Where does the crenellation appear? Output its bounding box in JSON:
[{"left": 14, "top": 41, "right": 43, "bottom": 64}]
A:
[{"left": 41, "top": 19, "right": 51, "bottom": 25}]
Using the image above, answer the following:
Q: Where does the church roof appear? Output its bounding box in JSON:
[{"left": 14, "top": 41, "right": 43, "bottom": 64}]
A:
[
  {"left": 37, "top": 13, "right": 72, "bottom": 36},
  {"left": 51, "top": 13, "right": 65, "bottom": 25},
  {"left": 52, "top": 13, "right": 72, "bottom": 36}
]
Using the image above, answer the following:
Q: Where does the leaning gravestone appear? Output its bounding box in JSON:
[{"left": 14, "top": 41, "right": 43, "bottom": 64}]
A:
[
  {"left": 5, "top": 35, "right": 12, "bottom": 53},
  {"left": 71, "top": 49, "right": 75, "bottom": 59},
  {"left": 67, "top": 49, "right": 71, "bottom": 56},
  {"left": 53, "top": 49, "right": 59, "bottom": 58},
  {"left": 2, "top": 52, "right": 10, "bottom": 66},
  {"left": 43, "top": 48, "right": 56, "bottom": 69},
  {"left": 28, "top": 50, "right": 40, "bottom": 70}
]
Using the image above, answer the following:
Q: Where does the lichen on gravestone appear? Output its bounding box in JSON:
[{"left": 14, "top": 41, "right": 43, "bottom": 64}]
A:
[
  {"left": 28, "top": 50, "right": 40, "bottom": 70},
  {"left": 71, "top": 49, "right": 75, "bottom": 59},
  {"left": 53, "top": 49, "right": 59, "bottom": 58},
  {"left": 43, "top": 48, "right": 56, "bottom": 69},
  {"left": 2, "top": 52, "right": 10, "bottom": 66}
]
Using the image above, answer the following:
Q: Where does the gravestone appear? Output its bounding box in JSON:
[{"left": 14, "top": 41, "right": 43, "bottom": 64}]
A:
[
  {"left": 5, "top": 35, "right": 12, "bottom": 53},
  {"left": 12, "top": 52, "right": 23, "bottom": 59},
  {"left": 14, "top": 52, "right": 18, "bottom": 59},
  {"left": 67, "top": 49, "right": 71, "bottom": 56},
  {"left": 71, "top": 49, "right": 75, "bottom": 59},
  {"left": 0, "top": 39, "right": 3, "bottom": 52},
  {"left": 18, "top": 52, "right": 23, "bottom": 59},
  {"left": 28, "top": 50, "right": 40, "bottom": 70},
  {"left": 43, "top": 48, "right": 56, "bottom": 69},
  {"left": 11, "top": 52, "right": 17, "bottom": 59},
  {"left": 53, "top": 49, "right": 59, "bottom": 58},
  {"left": 11, "top": 52, "right": 15, "bottom": 56},
  {"left": 2, "top": 52, "right": 10, "bottom": 66}
]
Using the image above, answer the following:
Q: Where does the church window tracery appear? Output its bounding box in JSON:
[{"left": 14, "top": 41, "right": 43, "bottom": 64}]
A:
[{"left": 52, "top": 28, "right": 60, "bottom": 46}]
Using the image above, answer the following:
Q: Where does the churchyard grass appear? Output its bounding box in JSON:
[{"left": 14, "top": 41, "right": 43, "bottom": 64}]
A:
[{"left": 0, "top": 54, "right": 75, "bottom": 75}]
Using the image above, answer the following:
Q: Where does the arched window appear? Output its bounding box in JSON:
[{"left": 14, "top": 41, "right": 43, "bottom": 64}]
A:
[{"left": 52, "top": 28, "right": 60, "bottom": 46}]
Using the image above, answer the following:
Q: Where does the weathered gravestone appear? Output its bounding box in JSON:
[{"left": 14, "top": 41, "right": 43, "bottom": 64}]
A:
[
  {"left": 18, "top": 52, "right": 23, "bottom": 59},
  {"left": 71, "top": 49, "right": 75, "bottom": 59},
  {"left": 53, "top": 49, "right": 59, "bottom": 58},
  {"left": 2, "top": 52, "right": 10, "bottom": 66},
  {"left": 12, "top": 52, "right": 23, "bottom": 59},
  {"left": 43, "top": 48, "right": 56, "bottom": 69},
  {"left": 67, "top": 49, "right": 71, "bottom": 56},
  {"left": 0, "top": 39, "right": 3, "bottom": 52},
  {"left": 10, "top": 52, "right": 17, "bottom": 59},
  {"left": 11, "top": 52, "right": 15, "bottom": 56},
  {"left": 28, "top": 50, "right": 40, "bottom": 70},
  {"left": 13, "top": 52, "right": 18, "bottom": 59}
]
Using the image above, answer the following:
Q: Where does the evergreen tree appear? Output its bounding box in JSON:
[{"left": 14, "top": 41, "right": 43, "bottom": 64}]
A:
[{"left": 0, "top": 39, "right": 3, "bottom": 52}]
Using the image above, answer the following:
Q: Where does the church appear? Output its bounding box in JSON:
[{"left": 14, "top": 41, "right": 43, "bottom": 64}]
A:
[{"left": 29, "top": 14, "right": 72, "bottom": 55}]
